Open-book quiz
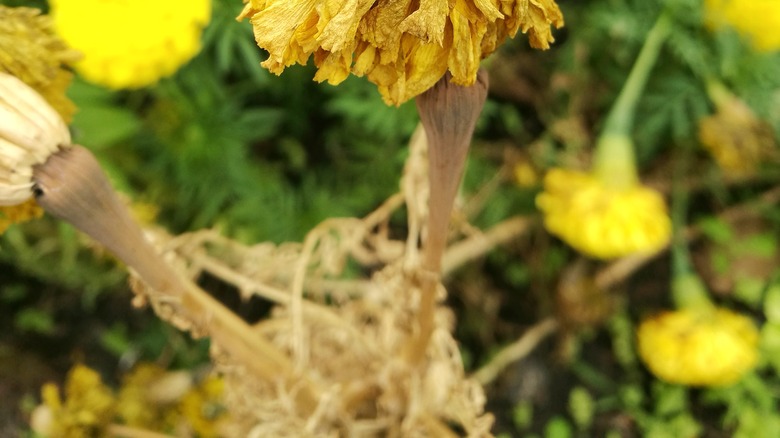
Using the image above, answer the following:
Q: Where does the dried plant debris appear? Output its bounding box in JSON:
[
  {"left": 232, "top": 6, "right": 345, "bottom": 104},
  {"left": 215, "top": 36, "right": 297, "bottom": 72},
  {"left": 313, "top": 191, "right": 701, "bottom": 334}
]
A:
[{"left": 129, "top": 130, "right": 494, "bottom": 437}]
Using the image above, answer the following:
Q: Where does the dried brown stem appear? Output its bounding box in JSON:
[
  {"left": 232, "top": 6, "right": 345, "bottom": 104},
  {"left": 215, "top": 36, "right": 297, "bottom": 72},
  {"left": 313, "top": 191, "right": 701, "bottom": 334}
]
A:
[
  {"left": 441, "top": 215, "right": 534, "bottom": 277},
  {"left": 407, "top": 70, "right": 488, "bottom": 364},
  {"left": 471, "top": 318, "right": 558, "bottom": 386},
  {"left": 33, "top": 146, "right": 316, "bottom": 411}
]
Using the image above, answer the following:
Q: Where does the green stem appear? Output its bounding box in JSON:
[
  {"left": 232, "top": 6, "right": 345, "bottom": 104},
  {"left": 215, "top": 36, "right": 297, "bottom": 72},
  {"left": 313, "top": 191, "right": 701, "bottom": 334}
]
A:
[
  {"left": 669, "top": 142, "right": 714, "bottom": 310},
  {"left": 601, "top": 12, "right": 672, "bottom": 137},
  {"left": 704, "top": 78, "right": 734, "bottom": 110},
  {"left": 593, "top": 12, "right": 672, "bottom": 187}
]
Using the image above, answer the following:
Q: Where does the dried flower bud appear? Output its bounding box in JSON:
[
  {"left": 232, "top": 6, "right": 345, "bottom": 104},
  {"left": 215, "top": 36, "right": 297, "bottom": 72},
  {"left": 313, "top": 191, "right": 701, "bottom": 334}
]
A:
[
  {"left": 0, "top": 72, "right": 71, "bottom": 206},
  {"left": 0, "top": 6, "right": 80, "bottom": 121}
]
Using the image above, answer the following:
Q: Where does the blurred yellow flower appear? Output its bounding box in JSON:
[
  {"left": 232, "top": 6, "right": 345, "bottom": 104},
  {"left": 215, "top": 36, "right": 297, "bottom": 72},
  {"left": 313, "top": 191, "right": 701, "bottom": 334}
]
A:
[
  {"left": 50, "top": 0, "right": 212, "bottom": 89},
  {"left": 33, "top": 362, "right": 227, "bottom": 436},
  {"left": 239, "top": 0, "right": 564, "bottom": 105},
  {"left": 0, "top": 199, "right": 43, "bottom": 235},
  {"left": 536, "top": 168, "right": 671, "bottom": 259},
  {"left": 637, "top": 308, "right": 759, "bottom": 386},
  {"left": 33, "top": 364, "right": 116, "bottom": 437},
  {"left": 704, "top": 0, "right": 780, "bottom": 52},
  {"left": 698, "top": 81, "right": 775, "bottom": 178}
]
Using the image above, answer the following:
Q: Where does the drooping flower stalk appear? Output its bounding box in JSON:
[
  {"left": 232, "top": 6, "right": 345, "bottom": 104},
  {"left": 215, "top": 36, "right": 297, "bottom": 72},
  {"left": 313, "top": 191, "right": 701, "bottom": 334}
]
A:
[
  {"left": 409, "top": 70, "right": 488, "bottom": 363},
  {"left": 1, "top": 72, "right": 317, "bottom": 412}
]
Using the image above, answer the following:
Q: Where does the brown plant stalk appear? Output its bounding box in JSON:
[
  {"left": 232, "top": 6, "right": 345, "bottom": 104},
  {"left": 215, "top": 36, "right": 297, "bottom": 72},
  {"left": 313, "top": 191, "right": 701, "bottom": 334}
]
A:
[
  {"left": 32, "top": 145, "right": 318, "bottom": 413},
  {"left": 409, "top": 70, "right": 488, "bottom": 364}
]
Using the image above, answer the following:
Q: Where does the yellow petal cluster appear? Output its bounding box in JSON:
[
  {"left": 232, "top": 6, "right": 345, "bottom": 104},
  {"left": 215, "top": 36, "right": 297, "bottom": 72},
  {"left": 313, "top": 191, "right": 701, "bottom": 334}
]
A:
[
  {"left": 637, "top": 308, "right": 759, "bottom": 386},
  {"left": 0, "top": 198, "right": 43, "bottom": 235},
  {"left": 239, "top": 0, "right": 564, "bottom": 105},
  {"left": 50, "top": 0, "right": 212, "bottom": 89},
  {"left": 33, "top": 364, "right": 116, "bottom": 437},
  {"left": 698, "top": 91, "right": 775, "bottom": 178},
  {"left": 536, "top": 168, "right": 671, "bottom": 259},
  {"left": 704, "top": 0, "right": 780, "bottom": 52},
  {"left": 32, "top": 362, "right": 227, "bottom": 436},
  {"left": 0, "top": 6, "right": 79, "bottom": 122}
]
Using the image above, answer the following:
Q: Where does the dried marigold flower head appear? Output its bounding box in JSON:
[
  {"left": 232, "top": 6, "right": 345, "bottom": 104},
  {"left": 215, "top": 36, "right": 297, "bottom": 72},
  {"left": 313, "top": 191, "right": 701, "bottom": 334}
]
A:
[
  {"left": 239, "top": 0, "right": 564, "bottom": 105},
  {"left": 536, "top": 168, "right": 671, "bottom": 260},
  {"left": 704, "top": 0, "right": 780, "bottom": 52},
  {"left": 637, "top": 307, "right": 759, "bottom": 386},
  {"left": 698, "top": 82, "right": 776, "bottom": 178},
  {"left": 50, "top": 0, "right": 212, "bottom": 89},
  {"left": 0, "top": 198, "right": 43, "bottom": 234},
  {"left": 0, "top": 6, "right": 80, "bottom": 121},
  {"left": 0, "top": 72, "right": 71, "bottom": 206}
]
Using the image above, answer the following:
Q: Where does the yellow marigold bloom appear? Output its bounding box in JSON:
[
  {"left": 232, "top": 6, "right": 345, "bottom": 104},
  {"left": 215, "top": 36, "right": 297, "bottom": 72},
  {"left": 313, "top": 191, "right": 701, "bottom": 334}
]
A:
[
  {"left": 50, "top": 0, "right": 212, "bottom": 89},
  {"left": 239, "top": 0, "right": 564, "bottom": 105},
  {"left": 33, "top": 364, "right": 116, "bottom": 437},
  {"left": 536, "top": 168, "right": 671, "bottom": 259},
  {"left": 704, "top": 0, "right": 780, "bottom": 52},
  {"left": 637, "top": 308, "right": 759, "bottom": 386},
  {"left": 0, "top": 6, "right": 80, "bottom": 122}
]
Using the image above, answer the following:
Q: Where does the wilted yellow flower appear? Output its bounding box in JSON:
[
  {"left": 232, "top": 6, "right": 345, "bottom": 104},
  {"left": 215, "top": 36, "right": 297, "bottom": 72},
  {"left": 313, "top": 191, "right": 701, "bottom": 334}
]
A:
[
  {"left": 116, "top": 362, "right": 226, "bottom": 435},
  {"left": 536, "top": 168, "right": 671, "bottom": 259},
  {"left": 116, "top": 363, "right": 179, "bottom": 429},
  {"left": 0, "top": 6, "right": 80, "bottom": 121},
  {"left": 32, "top": 364, "right": 116, "bottom": 437},
  {"left": 704, "top": 0, "right": 780, "bottom": 52},
  {"left": 0, "top": 198, "right": 43, "bottom": 234},
  {"left": 239, "top": 0, "right": 564, "bottom": 105},
  {"left": 0, "top": 72, "right": 72, "bottom": 207},
  {"left": 698, "top": 81, "right": 775, "bottom": 178},
  {"left": 0, "top": 7, "right": 78, "bottom": 235},
  {"left": 179, "top": 376, "right": 227, "bottom": 438},
  {"left": 50, "top": 0, "right": 212, "bottom": 89},
  {"left": 637, "top": 307, "right": 759, "bottom": 386}
]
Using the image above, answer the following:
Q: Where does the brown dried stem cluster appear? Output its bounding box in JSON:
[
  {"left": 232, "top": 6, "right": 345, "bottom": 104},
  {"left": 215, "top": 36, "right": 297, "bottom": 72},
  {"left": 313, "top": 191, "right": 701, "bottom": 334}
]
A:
[{"left": 125, "top": 127, "right": 516, "bottom": 436}]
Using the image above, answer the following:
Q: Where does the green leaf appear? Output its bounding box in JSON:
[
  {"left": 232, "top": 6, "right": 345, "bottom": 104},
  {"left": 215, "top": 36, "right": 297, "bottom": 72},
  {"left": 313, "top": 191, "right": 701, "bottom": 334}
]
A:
[{"left": 14, "top": 308, "right": 55, "bottom": 335}]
